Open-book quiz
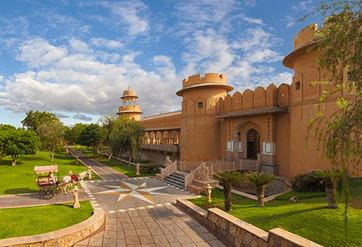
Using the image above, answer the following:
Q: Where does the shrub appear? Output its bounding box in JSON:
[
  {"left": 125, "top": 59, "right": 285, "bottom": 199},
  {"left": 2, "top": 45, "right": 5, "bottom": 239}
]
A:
[{"left": 292, "top": 171, "right": 325, "bottom": 192}]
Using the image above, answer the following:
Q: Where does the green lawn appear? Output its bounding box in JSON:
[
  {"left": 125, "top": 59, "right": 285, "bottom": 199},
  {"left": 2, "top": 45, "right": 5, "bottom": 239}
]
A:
[
  {"left": 190, "top": 179, "right": 362, "bottom": 247},
  {"left": 94, "top": 156, "right": 157, "bottom": 177},
  {"left": 0, "top": 201, "right": 93, "bottom": 239},
  {"left": 76, "top": 147, "right": 158, "bottom": 177},
  {"left": 0, "top": 151, "right": 96, "bottom": 195}
]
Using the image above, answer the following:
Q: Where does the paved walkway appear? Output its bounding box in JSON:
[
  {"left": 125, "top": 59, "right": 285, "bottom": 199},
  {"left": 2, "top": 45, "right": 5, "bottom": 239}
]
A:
[
  {"left": 75, "top": 203, "right": 224, "bottom": 247},
  {"left": 0, "top": 192, "right": 89, "bottom": 208},
  {"left": 69, "top": 149, "right": 129, "bottom": 180}
]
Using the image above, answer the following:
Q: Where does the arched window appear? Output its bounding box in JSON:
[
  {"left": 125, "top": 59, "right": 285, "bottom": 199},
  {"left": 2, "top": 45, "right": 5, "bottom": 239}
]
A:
[{"left": 246, "top": 129, "right": 260, "bottom": 159}]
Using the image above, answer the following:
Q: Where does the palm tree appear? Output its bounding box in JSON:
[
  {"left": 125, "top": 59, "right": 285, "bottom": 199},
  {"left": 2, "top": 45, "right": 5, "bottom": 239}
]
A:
[
  {"left": 246, "top": 172, "right": 275, "bottom": 207},
  {"left": 213, "top": 171, "right": 241, "bottom": 212},
  {"left": 316, "top": 169, "right": 341, "bottom": 208}
]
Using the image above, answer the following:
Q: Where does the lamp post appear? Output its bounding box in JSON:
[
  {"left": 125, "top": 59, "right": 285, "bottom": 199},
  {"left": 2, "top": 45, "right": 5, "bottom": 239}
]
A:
[
  {"left": 136, "top": 163, "right": 140, "bottom": 176},
  {"left": 73, "top": 185, "right": 80, "bottom": 208},
  {"left": 206, "top": 184, "right": 212, "bottom": 203}
]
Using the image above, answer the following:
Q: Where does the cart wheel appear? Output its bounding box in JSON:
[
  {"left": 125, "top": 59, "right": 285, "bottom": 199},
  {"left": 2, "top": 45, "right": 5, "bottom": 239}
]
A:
[{"left": 44, "top": 189, "right": 55, "bottom": 199}]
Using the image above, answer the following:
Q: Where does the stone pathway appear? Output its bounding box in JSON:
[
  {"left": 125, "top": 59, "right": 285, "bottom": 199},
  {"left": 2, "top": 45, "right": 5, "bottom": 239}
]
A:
[
  {"left": 0, "top": 192, "right": 89, "bottom": 208},
  {"left": 83, "top": 177, "right": 194, "bottom": 212},
  {"left": 69, "top": 149, "right": 129, "bottom": 180},
  {"left": 75, "top": 203, "right": 224, "bottom": 247}
]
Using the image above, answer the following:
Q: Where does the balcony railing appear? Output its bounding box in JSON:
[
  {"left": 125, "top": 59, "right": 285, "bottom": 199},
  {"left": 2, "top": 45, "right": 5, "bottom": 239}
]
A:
[{"left": 140, "top": 143, "right": 179, "bottom": 153}]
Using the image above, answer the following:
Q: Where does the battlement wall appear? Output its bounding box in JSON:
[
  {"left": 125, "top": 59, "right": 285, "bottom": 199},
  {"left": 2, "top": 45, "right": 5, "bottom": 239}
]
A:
[
  {"left": 182, "top": 73, "right": 227, "bottom": 88},
  {"left": 294, "top": 23, "right": 318, "bottom": 49},
  {"left": 216, "top": 83, "right": 291, "bottom": 114}
]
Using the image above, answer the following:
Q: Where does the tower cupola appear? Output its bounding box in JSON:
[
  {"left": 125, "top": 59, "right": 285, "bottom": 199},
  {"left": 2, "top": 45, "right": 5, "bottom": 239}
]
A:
[{"left": 117, "top": 86, "right": 142, "bottom": 121}]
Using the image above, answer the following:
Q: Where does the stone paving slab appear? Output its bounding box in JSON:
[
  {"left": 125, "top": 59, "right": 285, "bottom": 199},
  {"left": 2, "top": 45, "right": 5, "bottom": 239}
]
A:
[
  {"left": 84, "top": 177, "right": 197, "bottom": 212},
  {"left": 0, "top": 191, "right": 89, "bottom": 208},
  {"left": 74, "top": 204, "right": 225, "bottom": 247}
]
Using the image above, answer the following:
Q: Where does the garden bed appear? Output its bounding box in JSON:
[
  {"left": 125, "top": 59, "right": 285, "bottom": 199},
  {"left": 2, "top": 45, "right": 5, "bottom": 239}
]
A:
[
  {"left": 0, "top": 151, "right": 98, "bottom": 195},
  {"left": 190, "top": 179, "right": 362, "bottom": 247},
  {"left": 0, "top": 201, "right": 94, "bottom": 240}
]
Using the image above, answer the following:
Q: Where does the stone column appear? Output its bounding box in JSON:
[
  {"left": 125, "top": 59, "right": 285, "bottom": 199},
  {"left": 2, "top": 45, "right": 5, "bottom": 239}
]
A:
[
  {"left": 73, "top": 186, "right": 80, "bottom": 208},
  {"left": 136, "top": 163, "right": 140, "bottom": 176}
]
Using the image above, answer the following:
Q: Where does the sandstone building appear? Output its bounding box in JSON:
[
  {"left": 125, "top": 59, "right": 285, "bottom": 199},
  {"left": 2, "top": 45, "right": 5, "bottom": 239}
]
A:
[{"left": 117, "top": 24, "right": 359, "bottom": 180}]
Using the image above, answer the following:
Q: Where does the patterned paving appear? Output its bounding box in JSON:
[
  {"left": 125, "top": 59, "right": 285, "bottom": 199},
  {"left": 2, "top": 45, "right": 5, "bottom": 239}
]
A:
[
  {"left": 82, "top": 177, "right": 195, "bottom": 212},
  {"left": 75, "top": 203, "right": 224, "bottom": 247}
]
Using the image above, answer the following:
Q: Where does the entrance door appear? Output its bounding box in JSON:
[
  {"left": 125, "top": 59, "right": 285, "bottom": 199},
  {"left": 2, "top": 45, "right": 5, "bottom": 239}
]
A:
[{"left": 246, "top": 129, "right": 260, "bottom": 159}]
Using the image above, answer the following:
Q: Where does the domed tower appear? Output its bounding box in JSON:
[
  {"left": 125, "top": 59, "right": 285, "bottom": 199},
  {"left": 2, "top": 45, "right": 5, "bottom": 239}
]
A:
[
  {"left": 176, "top": 73, "right": 233, "bottom": 170},
  {"left": 117, "top": 86, "right": 142, "bottom": 121}
]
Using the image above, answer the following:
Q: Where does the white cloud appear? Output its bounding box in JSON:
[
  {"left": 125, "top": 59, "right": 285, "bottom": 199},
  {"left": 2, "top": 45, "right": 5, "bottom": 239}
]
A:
[
  {"left": 17, "top": 38, "right": 67, "bottom": 68},
  {"left": 90, "top": 38, "right": 123, "bottom": 49},
  {"left": 0, "top": 37, "right": 180, "bottom": 117},
  {"left": 69, "top": 38, "right": 89, "bottom": 53},
  {"left": 242, "top": 16, "right": 264, "bottom": 25},
  {"left": 102, "top": 0, "right": 149, "bottom": 36}
]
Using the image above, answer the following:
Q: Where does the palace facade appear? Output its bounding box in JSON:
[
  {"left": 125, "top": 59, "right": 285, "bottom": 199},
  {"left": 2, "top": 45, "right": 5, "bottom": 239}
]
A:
[{"left": 117, "top": 24, "right": 360, "bottom": 179}]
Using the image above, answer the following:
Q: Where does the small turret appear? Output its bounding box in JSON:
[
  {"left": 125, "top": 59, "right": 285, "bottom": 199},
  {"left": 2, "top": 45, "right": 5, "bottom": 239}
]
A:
[{"left": 117, "top": 86, "right": 142, "bottom": 121}]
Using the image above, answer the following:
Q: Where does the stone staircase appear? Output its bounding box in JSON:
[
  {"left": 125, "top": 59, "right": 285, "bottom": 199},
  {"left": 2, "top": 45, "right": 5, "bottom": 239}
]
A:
[{"left": 164, "top": 171, "right": 187, "bottom": 190}]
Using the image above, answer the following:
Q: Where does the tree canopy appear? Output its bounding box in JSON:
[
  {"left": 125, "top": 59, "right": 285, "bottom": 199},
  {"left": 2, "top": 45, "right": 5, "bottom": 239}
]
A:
[
  {"left": 37, "top": 120, "right": 65, "bottom": 161},
  {"left": 0, "top": 128, "right": 39, "bottom": 166},
  {"left": 108, "top": 117, "right": 144, "bottom": 162},
  {"left": 78, "top": 124, "right": 105, "bottom": 155},
  {"left": 65, "top": 123, "right": 87, "bottom": 145},
  {"left": 21, "top": 111, "right": 59, "bottom": 134}
]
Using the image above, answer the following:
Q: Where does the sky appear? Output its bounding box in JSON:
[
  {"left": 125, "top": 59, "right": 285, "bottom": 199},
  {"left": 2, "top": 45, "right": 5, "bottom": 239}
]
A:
[{"left": 0, "top": 0, "right": 321, "bottom": 127}]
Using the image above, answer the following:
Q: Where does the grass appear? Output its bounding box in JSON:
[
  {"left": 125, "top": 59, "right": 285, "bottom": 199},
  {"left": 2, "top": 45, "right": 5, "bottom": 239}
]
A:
[
  {"left": 0, "top": 151, "right": 97, "bottom": 195},
  {"left": 0, "top": 201, "right": 93, "bottom": 240},
  {"left": 190, "top": 179, "right": 362, "bottom": 247},
  {"left": 77, "top": 147, "right": 158, "bottom": 177}
]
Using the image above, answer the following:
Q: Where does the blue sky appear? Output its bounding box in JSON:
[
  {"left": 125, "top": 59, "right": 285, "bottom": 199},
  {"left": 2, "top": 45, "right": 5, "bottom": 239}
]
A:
[{"left": 0, "top": 0, "right": 320, "bottom": 126}]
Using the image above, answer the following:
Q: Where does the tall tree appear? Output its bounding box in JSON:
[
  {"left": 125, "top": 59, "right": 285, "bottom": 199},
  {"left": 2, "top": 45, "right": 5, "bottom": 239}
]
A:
[
  {"left": 304, "top": 0, "right": 361, "bottom": 240},
  {"left": 37, "top": 120, "right": 65, "bottom": 161},
  {"left": 65, "top": 123, "right": 87, "bottom": 145},
  {"left": 1, "top": 129, "right": 39, "bottom": 166},
  {"left": 78, "top": 124, "right": 105, "bottom": 156},
  {"left": 108, "top": 117, "right": 144, "bottom": 163},
  {"left": 21, "top": 111, "right": 59, "bottom": 134}
]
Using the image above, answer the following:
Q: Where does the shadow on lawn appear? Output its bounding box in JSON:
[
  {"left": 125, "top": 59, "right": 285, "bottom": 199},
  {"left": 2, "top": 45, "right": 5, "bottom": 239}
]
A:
[{"left": 256, "top": 206, "right": 328, "bottom": 222}]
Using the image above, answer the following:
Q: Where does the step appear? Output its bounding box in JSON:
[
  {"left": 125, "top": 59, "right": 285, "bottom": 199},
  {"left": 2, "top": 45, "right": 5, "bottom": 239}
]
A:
[
  {"left": 168, "top": 173, "right": 185, "bottom": 178},
  {"left": 165, "top": 180, "right": 185, "bottom": 187},
  {"left": 165, "top": 175, "right": 185, "bottom": 183},
  {"left": 164, "top": 177, "right": 184, "bottom": 185},
  {"left": 164, "top": 180, "right": 185, "bottom": 189},
  {"left": 173, "top": 171, "right": 188, "bottom": 176}
]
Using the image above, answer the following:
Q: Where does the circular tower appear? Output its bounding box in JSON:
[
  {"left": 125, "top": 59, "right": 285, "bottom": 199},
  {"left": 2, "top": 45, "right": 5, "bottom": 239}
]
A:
[
  {"left": 117, "top": 86, "right": 142, "bottom": 121},
  {"left": 176, "top": 73, "right": 233, "bottom": 170}
]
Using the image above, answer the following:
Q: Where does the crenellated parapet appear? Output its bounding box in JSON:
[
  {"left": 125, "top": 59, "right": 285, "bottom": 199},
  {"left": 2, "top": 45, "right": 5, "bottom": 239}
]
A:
[
  {"left": 177, "top": 73, "right": 232, "bottom": 96},
  {"left": 216, "top": 83, "right": 290, "bottom": 114},
  {"left": 182, "top": 73, "right": 227, "bottom": 88},
  {"left": 293, "top": 23, "right": 318, "bottom": 50}
]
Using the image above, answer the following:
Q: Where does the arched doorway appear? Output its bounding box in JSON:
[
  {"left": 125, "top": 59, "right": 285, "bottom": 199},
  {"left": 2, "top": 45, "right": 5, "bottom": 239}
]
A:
[{"left": 246, "top": 129, "right": 260, "bottom": 159}]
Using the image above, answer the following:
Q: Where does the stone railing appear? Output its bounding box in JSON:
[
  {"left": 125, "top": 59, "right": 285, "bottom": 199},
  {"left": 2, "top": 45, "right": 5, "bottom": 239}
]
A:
[
  {"left": 0, "top": 206, "right": 105, "bottom": 247},
  {"left": 140, "top": 143, "right": 179, "bottom": 153},
  {"left": 184, "top": 165, "right": 203, "bottom": 190},
  {"left": 176, "top": 199, "right": 323, "bottom": 247},
  {"left": 180, "top": 160, "right": 247, "bottom": 173},
  {"left": 159, "top": 160, "right": 177, "bottom": 181}
]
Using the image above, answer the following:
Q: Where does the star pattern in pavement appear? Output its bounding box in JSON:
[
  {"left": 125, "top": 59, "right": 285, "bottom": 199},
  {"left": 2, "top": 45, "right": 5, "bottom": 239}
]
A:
[{"left": 95, "top": 180, "right": 169, "bottom": 204}]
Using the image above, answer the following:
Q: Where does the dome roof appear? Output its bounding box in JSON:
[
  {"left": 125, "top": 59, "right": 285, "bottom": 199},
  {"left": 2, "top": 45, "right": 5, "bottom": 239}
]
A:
[{"left": 121, "top": 86, "right": 138, "bottom": 99}]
